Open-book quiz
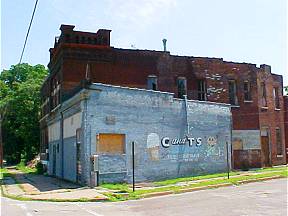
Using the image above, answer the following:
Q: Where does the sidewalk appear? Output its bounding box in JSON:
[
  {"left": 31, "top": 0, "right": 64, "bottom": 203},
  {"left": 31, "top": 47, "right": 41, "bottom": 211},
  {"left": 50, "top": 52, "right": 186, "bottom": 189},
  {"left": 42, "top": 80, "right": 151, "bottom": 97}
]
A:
[
  {"left": 1, "top": 167, "right": 108, "bottom": 201},
  {"left": 1, "top": 166, "right": 287, "bottom": 202}
]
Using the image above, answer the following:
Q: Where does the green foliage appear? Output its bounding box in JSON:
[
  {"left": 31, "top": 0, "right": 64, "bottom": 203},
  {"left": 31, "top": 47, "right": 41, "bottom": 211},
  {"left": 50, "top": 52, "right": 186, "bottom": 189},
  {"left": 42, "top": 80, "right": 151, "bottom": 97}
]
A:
[
  {"left": 102, "top": 168, "right": 287, "bottom": 201},
  {"left": 0, "top": 167, "right": 9, "bottom": 179},
  {"left": 284, "top": 86, "right": 288, "bottom": 96},
  {"left": 16, "top": 160, "right": 36, "bottom": 174},
  {"left": 0, "top": 63, "right": 48, "bottom": 164},
  {"left": 101, "top": 183, "right": 130, "bottom": 192},
  {"left": 36, "top": 161, "right": 44, "bottom": 174}
]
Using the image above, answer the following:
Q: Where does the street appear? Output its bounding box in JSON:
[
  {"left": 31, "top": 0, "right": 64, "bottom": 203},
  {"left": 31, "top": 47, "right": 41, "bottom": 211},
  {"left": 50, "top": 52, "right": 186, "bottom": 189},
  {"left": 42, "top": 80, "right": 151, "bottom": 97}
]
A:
[{"left": 1, "top": 178, "right": 287, "bottom": 216}]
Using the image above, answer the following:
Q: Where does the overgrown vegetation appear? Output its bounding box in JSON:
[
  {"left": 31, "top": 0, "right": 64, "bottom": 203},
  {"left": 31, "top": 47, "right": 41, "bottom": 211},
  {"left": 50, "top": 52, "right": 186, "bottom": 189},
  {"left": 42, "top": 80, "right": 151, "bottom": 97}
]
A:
[
  {"left": 16, "top": 160, "right": 37, "bottom": 174},
  {"left": 284, "top": 86, "right": 288, "bottom": 95},
  {"left": 35, "top": 161, "right": 44, "bottom": 174},
  {"left": 0, "top": 63, "right": 48, "bottom": 164},
  {"left": 0, "top": 167, "right": 9, "bottom": 180}
]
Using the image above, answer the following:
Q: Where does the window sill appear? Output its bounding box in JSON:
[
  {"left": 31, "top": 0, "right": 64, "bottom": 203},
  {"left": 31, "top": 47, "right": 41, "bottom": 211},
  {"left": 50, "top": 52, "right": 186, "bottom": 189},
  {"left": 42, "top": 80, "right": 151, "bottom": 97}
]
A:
[
  {"left": 230, "top": 105, "right": 240, "bottom": 108},
  {"left": 276, "top": 155, "right": 283, "bottom": 158},
  {"left": 96, "top": 153, "right": 126, "bottom": 156},
  {"left": 244, "top": 100, "right": 253, "bottom": 103},
  {"left": 261, "top": 106, "right": 268, "bottom": 110},
  {"left": 274, "top": 108, "right": 281, "bottom": 111}
]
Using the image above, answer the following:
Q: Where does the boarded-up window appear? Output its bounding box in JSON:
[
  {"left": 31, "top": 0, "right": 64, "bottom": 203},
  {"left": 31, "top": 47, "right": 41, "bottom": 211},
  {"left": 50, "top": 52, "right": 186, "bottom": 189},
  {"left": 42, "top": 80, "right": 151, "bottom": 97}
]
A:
[{"left": 97, "top": 134, "right": 125, "bottom": 154}]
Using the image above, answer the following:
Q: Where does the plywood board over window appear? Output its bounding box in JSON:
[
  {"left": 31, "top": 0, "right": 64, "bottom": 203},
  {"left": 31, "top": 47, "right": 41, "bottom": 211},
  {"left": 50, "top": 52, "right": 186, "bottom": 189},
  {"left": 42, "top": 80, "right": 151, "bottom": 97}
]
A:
[{"left": 97, "top": 134, "right": 125, "bottom": 154}]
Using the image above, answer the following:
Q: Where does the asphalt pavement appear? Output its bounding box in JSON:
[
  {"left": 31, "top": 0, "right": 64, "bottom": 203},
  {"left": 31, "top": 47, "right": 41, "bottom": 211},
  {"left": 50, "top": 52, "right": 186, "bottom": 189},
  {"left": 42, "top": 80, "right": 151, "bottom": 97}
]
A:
[{"left": 1, "top": 178, "right": 287, "bottom": 216}]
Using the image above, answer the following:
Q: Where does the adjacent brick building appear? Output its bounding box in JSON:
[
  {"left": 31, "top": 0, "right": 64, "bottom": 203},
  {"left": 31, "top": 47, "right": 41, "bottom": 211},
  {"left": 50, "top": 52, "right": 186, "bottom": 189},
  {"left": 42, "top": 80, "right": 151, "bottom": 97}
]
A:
[
  {"left": 40, "top": 25, "right": 286, "bottom": 171},
  {"left": 284, "top": 96, "right": 288, "bottom": 163}
]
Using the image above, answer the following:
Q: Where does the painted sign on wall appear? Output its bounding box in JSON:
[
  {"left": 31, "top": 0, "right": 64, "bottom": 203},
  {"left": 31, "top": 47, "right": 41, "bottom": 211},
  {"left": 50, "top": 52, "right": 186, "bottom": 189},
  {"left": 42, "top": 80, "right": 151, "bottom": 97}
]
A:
[{"left": 161, "top": 136, "right": 202, "bottom": 148}]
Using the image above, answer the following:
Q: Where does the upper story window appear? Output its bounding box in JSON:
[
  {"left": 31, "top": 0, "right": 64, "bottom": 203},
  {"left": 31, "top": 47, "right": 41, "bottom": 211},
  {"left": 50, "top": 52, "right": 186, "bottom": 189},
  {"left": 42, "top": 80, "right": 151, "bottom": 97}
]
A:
[
  {"left": 75, "top": 36, "right": 79, "bottom": 43},
  {"left": 197, "top": 80, "right": 207, "bottom": 101},
  {"left": 81, "top": 36, "right": 85, "bottom": 44},
  {"left": 260, "top": 82, "right": 267, "bottom": 107},
  {"left": 228, "top": 80, "right": 238, "bottom": 105},
  {"left": 65, "top": 34, "right": 71, "bottom": 43},
  {"left": 276, "top": 128, "right": 282, "bottom": 155},
  {"left": 177, "top": 77, "right": 187, "bottom": 99},
  {"left": 273, "top": 87, "right": 280, "bottom": 109},
  {"left": 244, "top": 81, "right": 252, "bottom": 101},
  {"left": 147, "top": 75, "right": 158, "bottom": 90}
]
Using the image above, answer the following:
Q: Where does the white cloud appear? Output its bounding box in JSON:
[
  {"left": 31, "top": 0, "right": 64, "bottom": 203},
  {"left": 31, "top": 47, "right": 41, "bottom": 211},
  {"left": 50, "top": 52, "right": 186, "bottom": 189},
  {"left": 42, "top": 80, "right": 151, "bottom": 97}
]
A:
[{"left": 105, "top": 0, "right": 177, "bottom": 28}]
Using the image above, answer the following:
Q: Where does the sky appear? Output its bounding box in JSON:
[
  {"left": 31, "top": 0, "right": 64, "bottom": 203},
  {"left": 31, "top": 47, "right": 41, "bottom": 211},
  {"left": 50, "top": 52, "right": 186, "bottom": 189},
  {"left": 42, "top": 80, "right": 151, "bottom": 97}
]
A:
[{"left": 1, "top": 0, "right": 287, "bottom": 85}]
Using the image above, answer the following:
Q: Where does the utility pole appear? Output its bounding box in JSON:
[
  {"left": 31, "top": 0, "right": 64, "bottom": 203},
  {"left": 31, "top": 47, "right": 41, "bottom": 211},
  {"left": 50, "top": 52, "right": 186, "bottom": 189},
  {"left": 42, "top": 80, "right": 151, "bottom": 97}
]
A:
[{"left": 226, "top": 141, "right": 230, "bottom": 179}]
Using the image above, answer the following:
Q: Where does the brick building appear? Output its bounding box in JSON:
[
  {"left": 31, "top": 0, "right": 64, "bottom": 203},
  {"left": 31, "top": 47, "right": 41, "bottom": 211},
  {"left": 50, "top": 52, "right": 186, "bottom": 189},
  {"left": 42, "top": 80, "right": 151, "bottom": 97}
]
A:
[
  {"left": 40, "top": 25, "right": 286, "bottom": 170},
  {"left": 46, "top": 83, "right": 231, "bottom": 185},
  {"left": 284, "top": 96, "right": 288, "bottom": 163}
]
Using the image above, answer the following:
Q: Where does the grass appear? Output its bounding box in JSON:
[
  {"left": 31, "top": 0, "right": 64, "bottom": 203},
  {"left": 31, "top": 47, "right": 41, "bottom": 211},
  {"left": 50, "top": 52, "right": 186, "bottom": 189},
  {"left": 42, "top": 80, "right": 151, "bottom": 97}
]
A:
[
  {"left": 0, "top": 167, "right": 10, "bottom": 180},
  {"left": 249, "top": 166, "right": 287, "bottom": 173},
  {"left": 100, "top": 167, "right": 287, "bottom": 201},
  {"left": 101, "top": 183, "right": 130, "bottom": 192},
  {"left": 154, "top": 166, "right": 287, "bottom": 186},
  {"left": 2, "top": 165, "right": 287, "bottom": 202},
  {"left": 16, "top": 162, "right": 37, "bottom": 174},
  {"left": 154, "top": 171, "right": 239, "bottom": 186}
]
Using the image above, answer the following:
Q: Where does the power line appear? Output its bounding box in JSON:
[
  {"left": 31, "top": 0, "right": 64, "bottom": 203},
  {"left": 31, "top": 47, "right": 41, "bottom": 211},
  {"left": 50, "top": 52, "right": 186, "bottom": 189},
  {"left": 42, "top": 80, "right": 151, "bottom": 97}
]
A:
[{"left": 19, "top": 0, "right": 39, "bottom": 64}]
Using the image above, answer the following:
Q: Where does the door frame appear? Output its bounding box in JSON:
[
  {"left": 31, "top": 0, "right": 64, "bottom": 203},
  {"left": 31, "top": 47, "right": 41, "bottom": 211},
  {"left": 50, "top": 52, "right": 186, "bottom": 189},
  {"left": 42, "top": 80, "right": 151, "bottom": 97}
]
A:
[
  {"left": 260, "top": 127, "right": 271, "bottom": 167},
  {"left": 52, "top": 144, "right": 56, "bottom": 176},
  {"left": 76, "top": 128, "right": 82, "bottom": 184}
]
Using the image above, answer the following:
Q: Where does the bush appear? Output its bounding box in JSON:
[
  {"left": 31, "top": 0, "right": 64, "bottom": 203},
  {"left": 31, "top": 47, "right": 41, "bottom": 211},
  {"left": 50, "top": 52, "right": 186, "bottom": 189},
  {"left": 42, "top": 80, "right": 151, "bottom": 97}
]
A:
[{"left": 36, "top": 162, "right": 44, "bottom": 174}]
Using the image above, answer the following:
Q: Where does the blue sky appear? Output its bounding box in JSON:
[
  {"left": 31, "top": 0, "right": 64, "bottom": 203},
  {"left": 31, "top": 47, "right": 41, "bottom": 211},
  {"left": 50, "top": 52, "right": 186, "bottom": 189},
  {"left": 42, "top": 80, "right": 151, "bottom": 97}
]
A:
[{"left": 1, "top": 0, "right": 287, "bottom": 85}]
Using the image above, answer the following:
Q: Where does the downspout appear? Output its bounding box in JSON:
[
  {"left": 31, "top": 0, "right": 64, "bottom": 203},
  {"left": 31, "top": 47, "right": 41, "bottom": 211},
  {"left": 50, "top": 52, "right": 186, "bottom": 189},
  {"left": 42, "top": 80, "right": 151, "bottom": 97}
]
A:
[
  {"left": 61, "top": 111, "right": 64, "bottom": 178},
  {"left": 184, "top": 95, "right": 189, "bottom": 135},
  {"left": 230, "top": 108, "right": 233, "bottom": 170},
  {"left": 82, "top": 91, "right": 91, "bottom": 186}
]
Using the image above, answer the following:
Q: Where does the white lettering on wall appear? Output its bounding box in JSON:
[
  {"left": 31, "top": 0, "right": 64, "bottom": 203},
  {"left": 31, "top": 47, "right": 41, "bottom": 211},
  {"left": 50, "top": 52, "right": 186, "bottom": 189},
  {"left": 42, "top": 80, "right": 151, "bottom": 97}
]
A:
[{"left": 161, "top": 136, "right": 202, "bottom": 148}]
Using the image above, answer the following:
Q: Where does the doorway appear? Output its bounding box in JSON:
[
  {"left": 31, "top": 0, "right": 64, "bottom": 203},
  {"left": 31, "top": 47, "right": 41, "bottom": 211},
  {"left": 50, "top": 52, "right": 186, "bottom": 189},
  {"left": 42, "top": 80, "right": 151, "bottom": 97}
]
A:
[
  {"left": 76, "top": 129, "right": 82, "bottom": 183},
  {"left": 52, "top": 144, "right": 56, "bottom": 175},
  {"left": 261, "top": 128, "right": 271, "bottom": 167}
]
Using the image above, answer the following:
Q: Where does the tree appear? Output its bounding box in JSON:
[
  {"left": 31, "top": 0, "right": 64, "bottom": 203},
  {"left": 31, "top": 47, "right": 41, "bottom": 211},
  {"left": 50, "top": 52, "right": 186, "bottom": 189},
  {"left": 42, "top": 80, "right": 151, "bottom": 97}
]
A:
[
  {"left": 284, "top": 86, "right": 288, "bottom": 96},
  {"left": 0, "top": 63, "right": 48, "bottom": 164}
]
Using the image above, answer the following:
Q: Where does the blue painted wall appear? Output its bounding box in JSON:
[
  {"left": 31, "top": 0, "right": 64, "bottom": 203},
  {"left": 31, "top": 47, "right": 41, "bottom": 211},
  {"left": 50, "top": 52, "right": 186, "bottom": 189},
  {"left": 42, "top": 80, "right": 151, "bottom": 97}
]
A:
[
  {"left": 84, "top": 83, "right": 231, "bottom": 184},
  {"left": 47, "top": 83, "right": 231, "bottom": 185}
]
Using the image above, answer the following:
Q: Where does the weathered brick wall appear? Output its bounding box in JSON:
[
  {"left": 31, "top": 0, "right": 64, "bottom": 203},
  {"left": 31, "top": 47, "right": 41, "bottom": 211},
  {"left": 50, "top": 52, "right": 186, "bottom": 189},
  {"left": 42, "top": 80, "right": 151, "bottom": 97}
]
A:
[
  {"left": 51, "top": 46, "right": 263, "bottom": 131},
  {"left": 283, "top": 96, "right": 288, "bottom": 163},
  {"left": 258, "top": 71, "right": 286, "bottom": 165},
  {"left": 84, "top": 83, "right": 231, "bottom": 184},
  {"left": 41, "top": 25, "right": 286, "bottom": 171}
]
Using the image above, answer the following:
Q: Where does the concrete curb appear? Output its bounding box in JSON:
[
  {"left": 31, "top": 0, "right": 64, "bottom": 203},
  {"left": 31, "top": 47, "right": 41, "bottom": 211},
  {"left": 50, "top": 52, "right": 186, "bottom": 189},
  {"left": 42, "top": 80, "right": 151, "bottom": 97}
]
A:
[
  {"left": 1, "top": 184, "right": 108, "bottom": 202},
  {"left": 2, "top": 175, "right": 286, "bottom": 202},
  {"left": 141, "top": 176, "right": 285, "bottom": 199}
]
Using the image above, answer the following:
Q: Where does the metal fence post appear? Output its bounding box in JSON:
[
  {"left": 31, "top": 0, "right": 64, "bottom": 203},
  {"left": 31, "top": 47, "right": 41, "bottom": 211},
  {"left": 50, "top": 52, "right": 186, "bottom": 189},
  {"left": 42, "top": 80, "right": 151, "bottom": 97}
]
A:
[{"left": 132, "top": 141, "right": 135, "bottom": 192}]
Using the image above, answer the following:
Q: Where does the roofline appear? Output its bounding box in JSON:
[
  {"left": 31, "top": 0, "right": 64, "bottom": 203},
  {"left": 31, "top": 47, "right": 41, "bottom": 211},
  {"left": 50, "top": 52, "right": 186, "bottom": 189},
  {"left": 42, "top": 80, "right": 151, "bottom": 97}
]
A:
[{"left": 89, "top": 82, "right": 231, "bottom": 107}]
